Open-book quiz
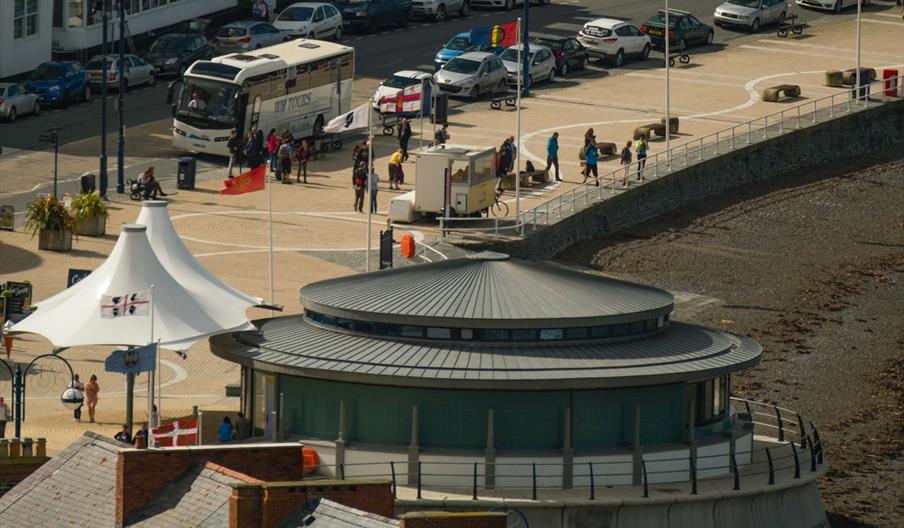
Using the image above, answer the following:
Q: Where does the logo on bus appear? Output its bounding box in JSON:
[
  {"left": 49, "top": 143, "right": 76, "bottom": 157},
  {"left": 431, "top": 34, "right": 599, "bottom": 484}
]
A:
[{"left": 274, "top": 94, "right": 312, "bottom": 114}]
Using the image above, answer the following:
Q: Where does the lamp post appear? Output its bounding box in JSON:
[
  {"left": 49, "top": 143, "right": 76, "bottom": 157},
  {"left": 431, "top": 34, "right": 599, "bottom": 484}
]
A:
[
  {"left": 117, "top": 1, "right": 126, "bottom": 193},
  {"left": 38, "top": 128, "right": 60, "bottom": 200},
  {"left": 855, "top": 0, "right": 862, "bottom": 103},
  {"left": 522, "top": 0, "right": 530, "bottom": 97},
  {"left": 100, "top": 0, "right": 109, "bottom": 197},
  {"left": 0, "top": 354, "right": 77, "bottom": 439}
]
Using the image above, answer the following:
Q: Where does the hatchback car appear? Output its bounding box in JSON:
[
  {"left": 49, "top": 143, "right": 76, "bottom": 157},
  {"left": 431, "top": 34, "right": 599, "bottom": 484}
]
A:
[
  {"left": 212, "top": 21, "right": 286, "bottom": 54},
  {"left": 0, "top": 83, "right": 40, "bottom": 122},
  {"left": 146, "top": 33, "right": 212, "bottom": 77},
  {"left": 434, "top": 32, "right": 480, "bottom": 70},
  {"left": 499, "top": 44, "right": 556, "bottom": 87},
  {"left": 796, "top": 0, "right": 861, "bottom": 12},
  {"left": 24, "top": 60, "right": 91, "bottom": 107},
  {"left": 340, "top": 0, "right": 412, "bottom": 34},
  {"left": 274, "top": 2, "right": 343, "bottom": 40},
  {"left": 578, "top": 18, "right": 651, "bottom": 67},
  {"left": 86, "top": 55, "right": 156, "bottom": 89},
  {"left": 532, "top": 34, "right": 589, "bottom": 76},
  {"left": 715, "top": 0, "right": 787, "bottom": 32},
  {"left": 373, "top": 70, "right": 434, "bottom": 108},
  {"left": 640, "top": 9, "right": 714, "bottom": 50},
  {"left": 434, "top": 51, "right": 506, "bottom": 98}
]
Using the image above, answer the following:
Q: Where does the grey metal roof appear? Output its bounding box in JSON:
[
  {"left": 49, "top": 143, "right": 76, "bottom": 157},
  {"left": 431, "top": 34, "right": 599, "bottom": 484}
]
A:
[
  {"left": 128, "top": 463, "right": 244, "bottom": 527},
  {"left": 300, "top": 254, "right": 674, "bottom": 327},
  {"left": 211, "top": 317, "right": 762, "bottom": 390},
  {"left": 0, "top": 432, "right": 122, "bottom": 527},
  {"left": 277, "top": 499, "right": 399, "bottom": 528}
]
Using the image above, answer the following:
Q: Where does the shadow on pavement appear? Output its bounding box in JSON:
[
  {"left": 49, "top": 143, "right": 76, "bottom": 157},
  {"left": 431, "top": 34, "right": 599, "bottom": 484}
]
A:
[{"left": 0, "top": 240, "right": 43, "bottom": 274}]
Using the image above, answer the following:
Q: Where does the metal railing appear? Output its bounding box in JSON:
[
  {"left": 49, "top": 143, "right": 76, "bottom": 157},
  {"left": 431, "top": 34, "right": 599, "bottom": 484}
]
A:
[
  {"left": 440, "top": 73, "right": 902, "bottom": 239},
  {"left": 302, "top": 397, "right": 825, "bottom": 501}
]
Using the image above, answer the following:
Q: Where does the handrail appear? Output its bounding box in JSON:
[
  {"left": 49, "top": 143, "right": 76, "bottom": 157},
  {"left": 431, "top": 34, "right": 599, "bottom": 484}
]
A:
[{"left": 441, "top": 74, "right": 902, "bottom": 238}]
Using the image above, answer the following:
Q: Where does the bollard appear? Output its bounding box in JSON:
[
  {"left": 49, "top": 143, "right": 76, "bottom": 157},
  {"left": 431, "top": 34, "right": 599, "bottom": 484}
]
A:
[
  {"left": 9, "top": 438, "right": 21, "bottom": 457},
  {"left": 0, "top": 439, "right": 8, "bottom": 458},
  {"left": 22, "top": 438, "right": 33, "bottom": 457},
  {"left": 37, "top": 438, "right": 46, "bottom": 458}
]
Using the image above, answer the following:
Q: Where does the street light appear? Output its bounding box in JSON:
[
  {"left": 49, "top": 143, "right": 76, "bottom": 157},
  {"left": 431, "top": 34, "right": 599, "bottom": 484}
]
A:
[
  {"left": 117, "top": 0, "right": 127, "bottom": 194},
  {"left": 0, "top": 354, "right": 77, "bottom": 439},
  {"left": 100, "top": 0, "right": 110, "bottom": 197}
]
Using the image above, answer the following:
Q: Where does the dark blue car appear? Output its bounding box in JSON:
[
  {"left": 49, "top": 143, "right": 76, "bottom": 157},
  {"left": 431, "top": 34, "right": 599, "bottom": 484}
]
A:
[{"left": 25, "top": 61, "right": 91, "bottom": 107}]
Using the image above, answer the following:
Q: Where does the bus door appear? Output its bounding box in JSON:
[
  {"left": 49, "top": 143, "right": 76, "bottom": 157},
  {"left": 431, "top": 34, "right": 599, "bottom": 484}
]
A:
[
  {"left": 250, "top": 94, "right": 263, "bottom": 130},
  {"left": 333, "top": 57, "right": 341, "bottom": 115},
  {"left": 235, "top": 93, "right": 249, "bottom": 137}
]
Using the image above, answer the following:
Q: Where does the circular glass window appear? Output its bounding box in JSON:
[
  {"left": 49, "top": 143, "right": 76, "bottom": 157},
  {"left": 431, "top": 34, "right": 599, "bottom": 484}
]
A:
[{"left": 461, "top": 328, "right": 473, "bottom": 340}]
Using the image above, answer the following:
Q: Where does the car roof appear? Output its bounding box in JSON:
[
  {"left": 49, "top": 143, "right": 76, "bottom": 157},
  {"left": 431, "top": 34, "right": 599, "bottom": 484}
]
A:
[
  {"left": 285, "top": 1, "right": 334, "bottom": 6},
  {"left": 456, "top": 51, "right": 495, "bottom": 61},
  {"left": 505, "top": 43, "right": 551, "bottom": 52},
  {"left": 585, "top": 17, "right": 630, "bottom": 28},
  {"left": 533, "top": 33, "right": 572, "bottom": 42},
  {"left": 225, "top": 20, "right": 268, "bottom": 27},
  {"left": 392, "top": 70, "right": 433, "bottom": 79}
]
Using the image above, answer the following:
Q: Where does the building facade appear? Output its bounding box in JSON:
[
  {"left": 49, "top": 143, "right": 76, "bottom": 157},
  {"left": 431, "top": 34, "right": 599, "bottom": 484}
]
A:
[{"left": 1, "top": 0, "right": 53, "bottom": 79}]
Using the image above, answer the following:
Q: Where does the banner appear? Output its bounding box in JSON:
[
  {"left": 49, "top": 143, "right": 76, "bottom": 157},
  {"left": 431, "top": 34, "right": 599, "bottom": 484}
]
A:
[
  {"left": 323, "top": 103, "right": 372, "bottom": 134},
  {"left": 470, "top": 21, "right": 518, "bottom": 49},
  {"left": 101, "top": 290, "right": 151, "bottom": 318},
  {"left": 105, "top": 343, "right": 157, "bottom": 374},
  {"left": 378, "top": 83, "right": 432, "bottom": 116},
  {"left": 220, "top": 165, "right": 266, "bottom": 195},
  {"left": 151, "top": 417, "right": 198, "bottom": 447},
  {"left": 0, "top": 205, "right": 13, "bottom": 231}
]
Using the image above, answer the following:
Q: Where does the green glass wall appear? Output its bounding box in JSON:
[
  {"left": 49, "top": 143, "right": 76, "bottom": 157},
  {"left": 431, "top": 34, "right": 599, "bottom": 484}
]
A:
[{"left": 279, "top": 375, "right": 691, "bottom": 450}]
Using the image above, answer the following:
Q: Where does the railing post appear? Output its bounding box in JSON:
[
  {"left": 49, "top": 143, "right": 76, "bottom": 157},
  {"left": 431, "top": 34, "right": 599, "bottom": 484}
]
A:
[
  {"left": 714, "top": 130, "right": 719, "bottom": 155},
  {"left": 339, "top": 463, "right": 345, "bottom": 480},
  {"left": 774, "top": 405, "right": 784, "bottom": 442},
  {"left": 689, "top": 454, "right": 698, "bottom": 495},
  {"left": 472, "top": 462, "right": 478, "bottom": 500},
  {"left": 766, "top": 447, "right": 775, "bottom": 485},
  {"left": 747, "top": 121, "right": 751, "bottom": 144},
  {"left": 641, "top": 460, "right": 649, "bottom": 498},
  {"left": 796, "top": 105, "right": 801, "bottom": 128},
  {"left": 730, "top": 127, "right": 735, "bottom": 149},
  {"left": 531, "top": 462, "right": 537, "bottom": 501},
  {"left": 813, "top": 427, "right": 823, "bottom": 464},
  {"left": 744, "top": 400, "right": 752, "bottom": 416},
  {"left": 730, "top": 452, "right": 740, "bottom": 491},
  {"left": 790, "top": 442, "right": 801, "bottom": 479},
  {"left": 589, "top": 462, "right": 595, "bottom": 500},
  {"left": 807, "top": 437, "right": 817, "bottom": 472},
  {"left": 390, "top": 461, "right": 397, "bottom": 499},
  {"left": 417, "top": 461, "right": 422, "bottom": 499},
  {"left": 797, "top": 413, "right": 807, "bottom": 448}
]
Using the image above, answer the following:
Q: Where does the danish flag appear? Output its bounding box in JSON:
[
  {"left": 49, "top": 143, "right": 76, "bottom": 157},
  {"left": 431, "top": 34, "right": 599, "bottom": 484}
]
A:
[{"left": 151, "top": 418, "right": 198, "bottom": 447}]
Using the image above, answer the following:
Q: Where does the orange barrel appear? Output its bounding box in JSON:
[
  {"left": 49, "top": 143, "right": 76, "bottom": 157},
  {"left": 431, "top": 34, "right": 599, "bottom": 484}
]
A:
[
  {"left": 302, "top": 447, "right": 320, "bottom": 475},
  {"left": 400, "top": 233, "right": 416, "bottom": 259}
]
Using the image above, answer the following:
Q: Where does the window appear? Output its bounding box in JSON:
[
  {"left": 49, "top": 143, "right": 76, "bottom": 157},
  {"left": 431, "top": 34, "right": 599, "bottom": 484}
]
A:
[
  {"left": 565, "top": 327, "right": 588, "bottom": 340},
  {"left": 426, "top": 327, "right": 451, "bottom": 339},
  {"left": 313, "top": 7, "right": 324, "bottom": 21},
  {"left": 14, "top": 0, "right": 40, "bottom": 39},
  {"left": 539, "top": 329, "right": 563, "bottom": 341},
  {"left": 615, "top": 26, "right": 630, "bottom": 37}
]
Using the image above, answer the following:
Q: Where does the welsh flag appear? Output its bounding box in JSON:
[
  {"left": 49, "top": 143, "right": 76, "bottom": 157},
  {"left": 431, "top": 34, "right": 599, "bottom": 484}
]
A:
[{"left": 220, "top": 165, "right": 266, "bottom": 195}]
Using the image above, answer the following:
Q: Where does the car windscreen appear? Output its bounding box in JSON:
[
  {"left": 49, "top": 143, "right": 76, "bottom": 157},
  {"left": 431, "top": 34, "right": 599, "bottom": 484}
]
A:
[
  {"left": 216, "top": 27, "right": 247, "bottom": 38},
  {"left": 86, "top": 59, "right": 113, "bottom": 70},
  {"left": 648, "top": 14, "right": 680, "bottom": 27},
  {"left": 150, "top": 36, "right": 189, "bottom": 53},
  {"left": 444, "top": 36, "right": 472, "bottom": 51},
  {"left": 727, "top": 0, "right": 761, "bottom": 6},
  {"left": 278, "top": 6, "right": 315, "bottom": 21},
  {"left": 30, "top": 63, "right": 64, "bottom": 80},
  {"left": 500, "top": 49, "right": 534, "bottom": 62},
  {"left": 176, "top": 78, "right": 241, "bottom": 126},
  {"left": 383, "top": 75, "right": 423, "bottom": 89},
  {"left": 444, "top": 58, "right": 480, "bottom": 74}
]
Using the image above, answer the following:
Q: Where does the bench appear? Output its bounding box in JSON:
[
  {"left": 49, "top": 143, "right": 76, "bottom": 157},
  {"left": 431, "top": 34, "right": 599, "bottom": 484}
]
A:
[
  {"left": 661, "top": 116, "right": 679, "bottom": 134},
  {"left": 841, "top": 68, "right": 876, "bottom": 86},
  {"left": 634, "top": 123, "right": 665, "bottom": 141},
  {"left": 597, "top": 142, "right": 617, "bottom": 156},
  {"left": 501, "top": 171, "right": 533, "bottom": 190},
  {"left": 824, "top": 70, "right": 844, "bottom": 88},
  {"left": 762, "top": 84, "right": 801, "bottom": 102}
]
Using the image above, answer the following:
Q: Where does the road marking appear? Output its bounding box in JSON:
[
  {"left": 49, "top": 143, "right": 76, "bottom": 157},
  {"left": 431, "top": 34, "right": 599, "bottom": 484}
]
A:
[
  {"left": 739, "top": 44, "right": 863, "bottom": 59},
  {"left": 874, "top": 12, "right": 904, "bottom": 18},
  {"left": 861, "top": 18, "right": 904, "bottom": 26},
  {"left": 755, "top": 38, "right": 904, "bottom": 59}
]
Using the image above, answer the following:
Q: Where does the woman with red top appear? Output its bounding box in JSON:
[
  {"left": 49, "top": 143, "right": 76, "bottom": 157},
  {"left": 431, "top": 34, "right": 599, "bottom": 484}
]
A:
[{"left": 267, "top": 128, "right": 278, "bottom": 173}]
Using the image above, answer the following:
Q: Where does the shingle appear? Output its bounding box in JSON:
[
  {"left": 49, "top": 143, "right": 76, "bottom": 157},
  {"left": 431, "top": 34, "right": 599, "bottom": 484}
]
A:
[
  {"left": 277, "top": 499, "right": 399, "bottom": 528},
  {"left": 127, "top": 463, "right": 243, "bottom": 527}
]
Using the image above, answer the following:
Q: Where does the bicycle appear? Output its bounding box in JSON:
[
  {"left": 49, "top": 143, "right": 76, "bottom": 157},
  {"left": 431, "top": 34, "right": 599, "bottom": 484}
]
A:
[{"left": 489, "top": 191, "right": 509, "bottom": 217}]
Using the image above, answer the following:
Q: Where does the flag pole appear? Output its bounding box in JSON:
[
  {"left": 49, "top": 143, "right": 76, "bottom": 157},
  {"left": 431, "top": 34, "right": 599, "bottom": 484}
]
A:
[
  {"left": 419, "top": 78, "right": 425, "bottom": 150},
  {"left": 148, "top": 284, "right": 155, "bottom": 440},
  {"left": 268, "top": 163, "right": 275, "bottom": 306},
  {"left": 514, "top": 17, "right": 522, "bottom": 219},
  {"left": 855, "top": 0, "right": 862, "bottom": 103},
  {"left": 366, "top": 98, "right": 374, "bottom": 272},
  {"left": 665, "top": 0, "right": 671, "bottom": 169}
]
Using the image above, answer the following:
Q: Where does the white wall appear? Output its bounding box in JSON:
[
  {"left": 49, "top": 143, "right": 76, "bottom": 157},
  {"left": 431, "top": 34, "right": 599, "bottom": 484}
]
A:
[
  {"left": 496, "top": 455, "right": 563, "bottom": 489},
  {"left": 573, "top": 453, "right": 634, "bottom": 487},
  {"left": 0, "top": 0, "right": 53, "bottom": 78}
]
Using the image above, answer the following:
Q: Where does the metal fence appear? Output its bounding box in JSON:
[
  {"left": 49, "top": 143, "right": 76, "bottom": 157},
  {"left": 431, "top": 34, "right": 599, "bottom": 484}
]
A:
[
  {"left": 304, "top": 397, "right": 824, "bottom": 501},
  {"left": 440, "top": 73, "right": 903, "bottom": 239}
]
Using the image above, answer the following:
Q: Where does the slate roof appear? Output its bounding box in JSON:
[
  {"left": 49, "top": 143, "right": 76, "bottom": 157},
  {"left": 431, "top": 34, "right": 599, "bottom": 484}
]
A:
[
  {"left": 127, "top": 463, "right": 245, "bottom": 527},
  {"left": 0, "top": 431, "right": 125, "bottom": 527},
  {"left": 212, "top": 317, "right": 762, "bottom": 390},
  {"left": 277, "top": 498, "right": 399, "bottom": 528},
  {"left": 300, "top": 253, "right": 674, "bottom": 326}
]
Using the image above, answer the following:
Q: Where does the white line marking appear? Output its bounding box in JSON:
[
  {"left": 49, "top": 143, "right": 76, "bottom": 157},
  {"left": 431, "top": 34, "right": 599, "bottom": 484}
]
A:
[{"left": 861, "top": 18, "right": 904, "bottom": 26}]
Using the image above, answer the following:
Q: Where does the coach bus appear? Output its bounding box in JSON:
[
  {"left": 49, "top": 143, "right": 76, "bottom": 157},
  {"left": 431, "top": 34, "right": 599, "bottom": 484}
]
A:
[{"left": 166, "top": 39, "right": 354, "bottom": 157}]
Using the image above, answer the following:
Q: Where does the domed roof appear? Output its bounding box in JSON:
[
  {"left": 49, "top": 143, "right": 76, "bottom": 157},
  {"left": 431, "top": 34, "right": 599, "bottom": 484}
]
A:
[{"left": 300, "top": 253, "right": 673, "bottom": 328}]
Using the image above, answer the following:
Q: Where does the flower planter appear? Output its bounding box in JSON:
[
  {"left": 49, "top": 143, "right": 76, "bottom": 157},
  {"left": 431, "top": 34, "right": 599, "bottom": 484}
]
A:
[
  {"left": 38, "top": 229, "right": 73, "bottom": 251},
  {"left": 75, "top": 214, "right": 106, "bottom": 237}
]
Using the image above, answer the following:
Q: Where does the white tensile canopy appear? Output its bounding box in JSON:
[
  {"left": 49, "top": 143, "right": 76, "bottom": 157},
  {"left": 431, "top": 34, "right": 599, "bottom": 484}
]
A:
[
  {"left": 12, "top": 224, "right": 255, "bottom": 351},
  {"left": 135, "top": 200, "right": 264, "bottom": 307}
]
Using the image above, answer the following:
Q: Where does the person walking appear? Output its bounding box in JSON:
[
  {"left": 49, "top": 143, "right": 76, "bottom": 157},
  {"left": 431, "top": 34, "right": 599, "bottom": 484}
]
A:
[
  {"left": 218, "top": 416, "right": 234, "bottom": 443},
  {"left": 496, "top": 140, "right": 512, "bottom": 193},
  {"left": 504, "top": 135, "right": 517, "bottom": 174},
  {"left": 69, "top": 374, "right": 85, "bottom": 422},
  {"left": 635, "top": 136, "right": 648, "bottom": 181},
  {"left": 266, "top": 128, "right": 278, "bottom": 173},
  {"left": 0, "top": 397, "right": 10, "bottom": 438},
  {"left": 434, "top": 123, "right": 450, "bottom": 146},
  {"left": 620, "top": 140, "right": 633, "bottom": 187},
  {"left": 277, "top": 138, "right": 293, "bottom": 184},
  {"left": 398, "top": 118, "right": 412, "bottom": 161},
  {"left": 85, "top": 374, "right": 99, "bottom": 423},
  {"left": 582, "top": 139, "right": 600, "bottom": 186},
  {"left": 353, "top": 164, "right": 366, "bottom": 213},
  {"left": 295, "top": 139, "right": 311, "bottom": 183},
  {"left": 545, "top": 132, "right": 561, "bottom": 182},
  {"left": 226, "top": 129, "right": 242, "bottom": 178},
  {"left": 368, "top": 169, "right": 380, "bottom": 213},
  {"left": 234, "top": 412, "right": 251, "bottom": 441},
  {"left": 388, "top": 149, "right": 403, "bottom": 190}
]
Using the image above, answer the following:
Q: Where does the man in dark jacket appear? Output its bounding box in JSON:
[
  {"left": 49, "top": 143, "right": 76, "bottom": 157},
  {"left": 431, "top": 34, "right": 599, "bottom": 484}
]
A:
[
  {"left": 245, "top": 126, "right": 265, "bottom": 169},
  {"left": 227, "top": 129, "right": 242, "bottom": 177},
  {"left": 398, "top": 118, "right": 412, "bottom": 162}
]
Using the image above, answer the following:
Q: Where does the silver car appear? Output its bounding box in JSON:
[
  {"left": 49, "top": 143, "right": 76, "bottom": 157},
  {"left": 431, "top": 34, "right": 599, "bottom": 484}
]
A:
[
  {"left": 434, "top": 51, "right": 507, "bottom": 99},
  {"left": 212, "top": 21, "right": 287, "bottom": 54},
  {"left": 500, "top": 44, "right": 557, "bottom": 87},
  {"left": 714, "top": 0, "right": 787, "bottom": 32},
  {"left": 86, "top": 55, "right": 156, "bottom": 89},
  {"left": 0, "top": 83, "right": 40, "bottom": 122}
]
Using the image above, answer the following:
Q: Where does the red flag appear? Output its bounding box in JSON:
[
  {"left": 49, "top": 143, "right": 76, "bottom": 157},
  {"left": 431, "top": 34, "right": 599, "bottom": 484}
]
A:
[
  {"left": 492, "top": 21, "right": 518, "bottom": 48},
  {"left": 220, "top": 165, "right": 266, "bottom": 195}
]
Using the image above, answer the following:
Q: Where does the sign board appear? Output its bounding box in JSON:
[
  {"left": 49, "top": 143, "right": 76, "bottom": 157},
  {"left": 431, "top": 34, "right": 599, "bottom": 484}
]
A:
[
  {"left": 379, "top": 228, "right": 393, "bottom": 270},
  {"left": 2, "top": 281, "right": 32, "bottom": 321},
  {"left": 0, "top": 205, "right": 13, "bottom": 231},
  {"left": 67, "top": 268, "right": 92, "bottom": 288},
  {"left": 105, "top": 344, "right": 157, "bottom": 374}
]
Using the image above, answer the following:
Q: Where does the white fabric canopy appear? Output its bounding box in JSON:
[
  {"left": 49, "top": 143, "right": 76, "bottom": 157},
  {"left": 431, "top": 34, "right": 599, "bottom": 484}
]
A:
[
  {"left": 13, "top": 224, "right": 255, "bottom": 351},
  {"left": 136, "top": 200, "right": 264, "bottom": 307}
]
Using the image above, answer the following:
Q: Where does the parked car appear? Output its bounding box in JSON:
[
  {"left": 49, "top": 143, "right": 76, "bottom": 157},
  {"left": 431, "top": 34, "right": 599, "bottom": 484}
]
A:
[
  {"left": 499, "top": 44, "right": 556, "bottom": 86},
  {"left": 470, "top": 0, "right": 549, "bottom": 9},
  {"left": 274, "top": 2, "right": 343, "bottom": 40},
  {"left": 24, "top": 60, "right": 91, "bottom": 107},
  {"left": 434, "top": 32, "right": 479, "bottom": 70},
  {"left": 715, "top": 0, "right": 787, "bottom": 32},
  {"left": 212, "top": 21, "right": 286, "bottom": 54},
  {"left": 640, "top": 9, "right": 714, "bottom": 50},
  {"left": 796, "top": 0, "right": 863, "bottom": 13},
  {"left": 578, "top": 18, "right": 651, "bottom": 67},
  {"left": 85, "top": 55, "right": 156, "bottom": 90},
  {"left": 532, "top": 34, "right": 589, "bottom": 76},
  {"left": 412, "top": 0, "right": 470, "bottom": 20},
  {"left": 0, "top": 83, "right": 40, "bottom": 122},
  {"left": 372, "top": 70, "right": 434, "bottom": 108},
  {"left": 340, "top": 0, "right": 412, "bottom": 34},
  {"left": 146, "top": 33, "right": 212, "bottom": 77},
  {"left": 434, "top": 51, "right": 506, "bottom": 98}
]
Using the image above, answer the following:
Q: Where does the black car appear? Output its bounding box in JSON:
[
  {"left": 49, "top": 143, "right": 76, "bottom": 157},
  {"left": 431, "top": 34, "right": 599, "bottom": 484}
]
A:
[
  {"left": 532, "top": 34, "right": 590, "bottom": 76},
  {"left": 337, "top": 0, "right": 412, "bottom": 33},
  {"left": 145, "top": 33, "right": 212, "bottom": 77},
  {"left": 640, "top": 9, "right": 714, "bottom": 50}
]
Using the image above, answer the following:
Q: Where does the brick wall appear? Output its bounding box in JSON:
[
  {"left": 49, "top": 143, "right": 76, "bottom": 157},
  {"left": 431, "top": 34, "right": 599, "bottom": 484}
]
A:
[
  {"left": 0, "top": 458, "right": 50, "bottom": 497},
  {"left": 116, "top": 443, "right": 304, "bottom": 526},
  {"left": 400, "top": 511, "right": 508, "bottom": 528},
  {"left": 230, "top": 480, "right": 395, "bottom": 528}
]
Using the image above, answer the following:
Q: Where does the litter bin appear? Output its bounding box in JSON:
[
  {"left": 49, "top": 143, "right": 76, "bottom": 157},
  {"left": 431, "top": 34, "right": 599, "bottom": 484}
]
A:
[
  {"left": 177, "top": 156, "right": 196, "bottom": 190},
  {"left": 851, "top": 68, "right": 874, "bottom": 101},
  {"left": 433, "top": 93, "right": 449, "bottom": 126},
  {"left": 80, "top": 173, "right": 96, "bottom": 194}
]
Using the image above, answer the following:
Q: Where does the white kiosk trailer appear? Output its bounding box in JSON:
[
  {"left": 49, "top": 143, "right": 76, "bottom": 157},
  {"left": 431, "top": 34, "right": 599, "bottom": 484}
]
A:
[{"left": 389, "top": 144, "right": 497, "bottom": 223}]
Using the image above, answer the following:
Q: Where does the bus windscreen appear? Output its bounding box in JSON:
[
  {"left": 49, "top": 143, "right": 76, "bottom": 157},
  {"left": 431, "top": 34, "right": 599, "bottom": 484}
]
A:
[{"left": 177, "top": 78, "right": 241, "bottom": 127}]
